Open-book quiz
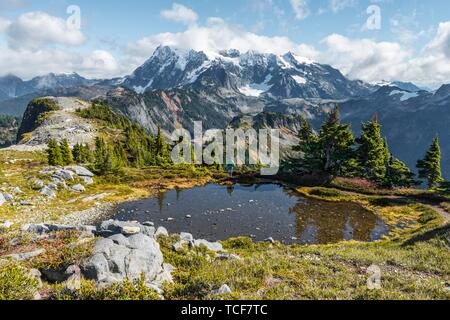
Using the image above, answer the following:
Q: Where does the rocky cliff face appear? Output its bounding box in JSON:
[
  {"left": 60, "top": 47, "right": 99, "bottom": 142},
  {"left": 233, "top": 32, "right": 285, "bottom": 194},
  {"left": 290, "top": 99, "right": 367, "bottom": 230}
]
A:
[{"left": 14, "top": 97, "right": 98, "bottom": 150}]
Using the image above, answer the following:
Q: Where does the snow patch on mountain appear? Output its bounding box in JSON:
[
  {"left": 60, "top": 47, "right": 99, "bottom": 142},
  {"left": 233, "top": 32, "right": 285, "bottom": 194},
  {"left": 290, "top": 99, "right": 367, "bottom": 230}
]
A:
[
  {"left": 389, "top": 90, "right": 419, "bottom": 101},
  {"left": 292, "top": 75, "right": 307, "bottom": 85}
]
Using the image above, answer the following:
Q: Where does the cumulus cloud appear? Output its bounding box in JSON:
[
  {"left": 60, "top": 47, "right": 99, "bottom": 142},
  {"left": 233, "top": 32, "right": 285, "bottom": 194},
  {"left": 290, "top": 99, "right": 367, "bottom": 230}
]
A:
[
  {"left": 320, "top": 34, "right": 410, "bottom": 82},
  {"left": 290, "top": 0, "right": 310, "bottom": 20},
  {"left": 330, "top": 0, "right": 357, "bottom": 13},
  {"left": 320, "top": 22, "right": 450, "bottom": 86},
  {"left": 126, "top": 17, "right": 319, "bottom": 64},
  {"left": 0, "top": 17, "right": 11, "bottom": 32},
  {"left": 6, "top": 11, "right": 86, "bottom": 50},
  {"left": 160, "top": 3, "right": 198, "bottom": 25}
]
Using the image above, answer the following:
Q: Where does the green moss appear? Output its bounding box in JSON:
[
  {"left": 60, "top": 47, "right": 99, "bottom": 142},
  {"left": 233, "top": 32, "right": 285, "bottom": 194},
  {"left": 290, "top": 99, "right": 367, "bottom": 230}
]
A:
[
  {"left": 53, "top": 276, "right": 161, "bottom": 300},
  {"left": 0, "top": 262, "right": 39, "bottom": 300}
]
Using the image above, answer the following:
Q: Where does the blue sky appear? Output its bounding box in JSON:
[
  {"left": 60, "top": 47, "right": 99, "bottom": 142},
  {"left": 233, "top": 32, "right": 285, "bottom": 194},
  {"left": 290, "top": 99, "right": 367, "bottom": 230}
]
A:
[{"left": 0, "top": 0, "right": 449, "bottom": 87}]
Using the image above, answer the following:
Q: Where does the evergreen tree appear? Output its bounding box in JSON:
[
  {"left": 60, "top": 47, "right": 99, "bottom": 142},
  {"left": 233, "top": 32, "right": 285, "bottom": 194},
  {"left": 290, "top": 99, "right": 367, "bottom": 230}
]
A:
[
  {"left": 47, "top": 139, "right": 63, "bottom": 166},
  {"left": 317, "top": 106, "right": 355, "bottom": 177},
  {"left": 384, "top": 156, "right": 417, "bottom": 188},
  {"left": 72, "top": 143, "right": 82, "bottom": 163},
  {"left": 417, "top": 136, "right": 444, "bottom": 189},
  {"left": 60, "top": 139, "right": 73, "bottom": 165},
  {"left": 356, "top": 120, "right": 388, "bottom": 182}
]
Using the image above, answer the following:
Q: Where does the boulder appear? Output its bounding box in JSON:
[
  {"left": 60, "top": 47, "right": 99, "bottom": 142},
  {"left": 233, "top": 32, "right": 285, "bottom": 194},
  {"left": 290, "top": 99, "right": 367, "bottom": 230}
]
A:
[
  {"left": 40, "top": 186, "right": 56, "bottom": 198},
  {"left": 155, "top": 226, "right": 169, "bottom": 237},
  {"left": 216, "top": 253, "right": 241, "bottom": 260},
  {"left": 82, "top": 234, "right": 171, "bottom": 289},
  {"left": 180, "top": 232, "right": 194, "bottom": 242},
  {"left": 65, "top": 166, "right": 94, "bottom": 177},
  {"left": 98, "top": 220, "right": 143, "bottom": 236},
  {"left": 172, "top": 240, "right": 188, "bottom": 252},
  {"left": 53, "top": 170, "right": 74, "bottom": 181},
  {"left": 212, "top": 284, "right": 232, "bottom": 295},
  {"left": 121, "top": 226, "right": 141, "bottom": 236},
  {"left": 81, "top": 176, "right": 94, "bottom": 185},
  {"left": 71, "top": 184, "right": 86, "bottom": 192},
  {"left": 194, "top": 239, "right": 223, "bottom": 252}
]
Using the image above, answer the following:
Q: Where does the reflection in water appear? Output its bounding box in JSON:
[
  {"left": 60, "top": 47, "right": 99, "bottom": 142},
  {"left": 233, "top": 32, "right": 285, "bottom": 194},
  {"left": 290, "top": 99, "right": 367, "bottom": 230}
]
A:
[
  {"left": 291, "top": 198, "right": 385, "bottom": 244},
  {"left": 113, "top": 183, "right": 389, "bottom": 244}
]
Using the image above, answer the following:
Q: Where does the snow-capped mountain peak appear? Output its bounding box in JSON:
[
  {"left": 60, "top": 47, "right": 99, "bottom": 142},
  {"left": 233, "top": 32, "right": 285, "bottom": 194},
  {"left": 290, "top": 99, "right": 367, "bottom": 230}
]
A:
[{"left": 122, "top": 45, "right": 373, "bottom": 99}]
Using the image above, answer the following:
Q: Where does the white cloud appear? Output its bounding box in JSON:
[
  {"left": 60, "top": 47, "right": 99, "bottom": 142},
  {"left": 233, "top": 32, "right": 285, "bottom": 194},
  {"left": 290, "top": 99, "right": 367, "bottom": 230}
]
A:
[
  {"left": 6, "top": 11, "right": 86, "bottom": 50},
  {"left": 160, "top": 3, "right": 198, "bottom": 25},
  {"left": 330, "top": 0, "right": 357, "bottom": 13},
  {"left": 0, "top": 17, "right": 11, "bottom": 32},
  {"left": 0, "top": 46, "right": 122, "bottom": 79},
  {"left": 126, "top": 17, "right": 319, "bottom": 63},
  {"left": 320, "top": 22, "right": 450, "bottom": 86},
  {"left": 290, "top": 0, "right": 310, "bottom": 20},
  {"left": 320, "top": 34, "right": 410, "bottom": 82}
]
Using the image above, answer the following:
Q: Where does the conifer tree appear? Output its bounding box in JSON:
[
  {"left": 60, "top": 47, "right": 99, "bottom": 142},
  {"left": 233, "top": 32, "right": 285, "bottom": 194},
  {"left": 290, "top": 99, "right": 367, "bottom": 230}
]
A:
[
  {"left": 384, "top": 156, "right": 417, "bottom": 188},
  {"left": 47, "top": 139, "right": 63, "bottom": 166},
  {"left": 317, "top": 106, "right": 355, "bottom": 177},
  {"left": 60, "top": 139, "right": 73, "bottom": 165},
  {"left": 417, "top": 136, "right": 444, "bottom": 189},
  {"left": 356, "top": 120, "right": 387, "bottom": 182}
]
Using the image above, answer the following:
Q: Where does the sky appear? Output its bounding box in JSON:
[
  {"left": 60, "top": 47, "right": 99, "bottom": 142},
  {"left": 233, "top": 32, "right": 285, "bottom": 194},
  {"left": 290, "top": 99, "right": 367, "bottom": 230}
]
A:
[{"left": 0, "top": 0, "right": 449, "bottom": 87}]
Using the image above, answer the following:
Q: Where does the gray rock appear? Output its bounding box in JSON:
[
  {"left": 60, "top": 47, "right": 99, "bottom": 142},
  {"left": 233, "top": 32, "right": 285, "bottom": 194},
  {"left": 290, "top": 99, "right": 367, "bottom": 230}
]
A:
[
  {"left": 0, "top": 220, "right": 13, "bottom": 229},
  {"left": 109, "top": 234, "right": 130, "bottom": 247},
  {"left": 212, "top": 284, "right": 232, "bottom": 295},
  {"left": 22, "top": 224, "right": 50, "bottom": 234},
  {"left": 5, "top": 248, "right": 46, "bottom": 261},
  {"left": 216, "top": 253, "right": 241, "bottom": 260},
  {"left": 3, "top": 193, "right": 14, "bottom": 201},
  {"left": 180, "top": 232, "right": 194, "bottom": 242},
  {"left": 82, "top": 232, "right": 170, "bottom": 288},
  {"left": 46, "top": 224, "right": 77, "bottom": 232},
  {"left": 48, "top": 183, "right": 58, "bottom": 191},
  {"left": 121, "top": 225, "right": 141, "bottom": 236},
  {"left": 40, "top": 186, "right": 56, "bottom": 198},
  {"left": 155, "top": 226, "right": 169, "bottom": 237},
  {"left": 172, "top": 240, "right": 187, "bottom": 252},
  {"left": 31, "top": 179, "right": 45, "bottom": 189},
  {"left": 11, "top": 187, "right": 24, "bottom": 194},
  {"left": 141, "top": 226, "right": 156, "bottom": 237},
  {"left": 99, "top": 220, "right": 142, "bottom": 236},
  {"left": 194, "top": 239, "right": 223, "bottom": 252},
  {"left": 65, "top": 165, "right": 94, "bottom": 177},
  {"left": 54, "top": 169, "right": 74, "bottom": 181},
  {"left": 71, "top": 184, "right": 86, "bottom": 192},
  {"left": 81, "top": 176, "right": 94, "bottom": 185},
  {"left": 20, "top": 200, "right": 33, "bottom": 206},
  {"left": 0, "top": 193, "right": 6, "bottom": 206},
  {"left": 142, "top": 221, "right": 154, "bottom": 227}
]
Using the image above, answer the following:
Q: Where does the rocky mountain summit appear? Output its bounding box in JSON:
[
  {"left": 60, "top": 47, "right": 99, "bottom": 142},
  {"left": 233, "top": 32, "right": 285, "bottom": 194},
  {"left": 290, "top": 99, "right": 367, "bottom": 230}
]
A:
[{"left": 12, "top": 97, "right": 98, "bottom": 151}]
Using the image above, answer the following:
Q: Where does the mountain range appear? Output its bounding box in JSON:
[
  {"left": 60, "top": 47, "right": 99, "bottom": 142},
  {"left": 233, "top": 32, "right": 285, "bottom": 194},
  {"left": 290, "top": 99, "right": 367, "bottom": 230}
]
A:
[{"left": 0, "top": 45, "right": 449, "bottom": 177}]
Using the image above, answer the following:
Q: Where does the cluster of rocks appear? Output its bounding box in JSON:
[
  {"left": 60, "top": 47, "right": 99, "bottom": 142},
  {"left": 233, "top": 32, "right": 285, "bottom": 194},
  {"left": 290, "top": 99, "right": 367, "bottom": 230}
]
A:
[
  {"left": 0, "top": 187, "right": 22, "bottom": 206},
  {"left": 34, "top": 165, "right": 95, "bottom": 199},
  {"left": 16, "top": 220, "right": 175, "bottom": 293},
  {"left": 6, "top": 218, "right": 236, "bottom": 297}
]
